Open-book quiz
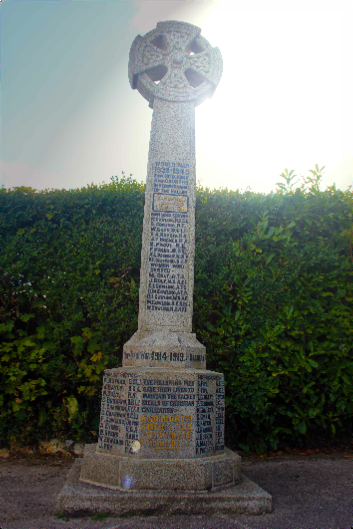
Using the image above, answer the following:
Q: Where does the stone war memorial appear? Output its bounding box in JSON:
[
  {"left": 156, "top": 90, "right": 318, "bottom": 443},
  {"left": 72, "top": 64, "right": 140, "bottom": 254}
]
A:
[{"left": 56, "top": 21, "right": 272, "bottom": 517}]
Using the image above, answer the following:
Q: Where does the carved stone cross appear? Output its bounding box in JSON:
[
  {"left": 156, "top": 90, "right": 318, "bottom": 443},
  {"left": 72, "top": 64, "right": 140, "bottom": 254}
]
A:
[
  {"left": 80, "top": 21, "right": 236, "bottom": 490},
  {"left": 57, "top": 22, "right": 272, "bottom": 513},
  {"left": 123, "top": 21, "right": 223, "bottom": 368}
]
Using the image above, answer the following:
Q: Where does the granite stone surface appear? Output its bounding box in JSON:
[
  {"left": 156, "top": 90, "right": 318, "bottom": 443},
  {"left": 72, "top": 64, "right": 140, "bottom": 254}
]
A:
[
  {"left": 80, "top": 444, "right": 241, "bottom": 492},
  {"left": 86, "top": 24, "right": 228, "bottom": 493},
  {"left": 134, "top": 98, "right": 197, "bottom": 335},
  {"left": 96, "top": 367, "right": 225, "bottom": 460},
  {"left": 58, "top": 21, "right": 273, "bottom": 513},
  {"left": 123, "top": 331, "right": 206, "bottom": 369},
  {"left": 128, "top": 20, "right": 223, "bottom": 108},
  {"left": 127, "top": 20, "right": 222, "bottom": 339},
  {"left": 56, "top": 459, "right": 272, "bottom": 517}
]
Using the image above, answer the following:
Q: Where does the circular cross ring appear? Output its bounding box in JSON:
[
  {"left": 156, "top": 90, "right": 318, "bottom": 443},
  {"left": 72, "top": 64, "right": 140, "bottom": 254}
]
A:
[{"left": 128, "top": 21, "right": 223, "bottom": 108}]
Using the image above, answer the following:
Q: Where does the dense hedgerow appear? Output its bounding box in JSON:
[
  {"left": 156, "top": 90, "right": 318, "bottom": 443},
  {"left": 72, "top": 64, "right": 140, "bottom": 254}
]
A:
[{"left": 0, "top": 167, "right": 352, "bottom": 452}]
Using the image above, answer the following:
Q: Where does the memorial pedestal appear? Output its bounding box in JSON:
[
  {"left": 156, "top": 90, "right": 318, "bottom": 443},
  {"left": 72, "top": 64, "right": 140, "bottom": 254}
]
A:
[
  {"left": 94, "top": 366, "right": 226, "bottom": 462},
  {"left": 56, "top": 363, "right": 272, "bottom": 515},
  {"left": 80, "top": 444, "right": 241, "bottom": 491},
  {"left": 55, "top": 457, "right": 272, "bottom": 517}
]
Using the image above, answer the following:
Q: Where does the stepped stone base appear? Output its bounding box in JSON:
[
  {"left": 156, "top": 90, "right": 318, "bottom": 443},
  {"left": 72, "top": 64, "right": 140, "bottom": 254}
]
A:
[
  {"left": 80, "top": 444, "right": 241, "bottom": 491},
  {"left": 55, "top": 458, "right": 272, "bottom": 517}
]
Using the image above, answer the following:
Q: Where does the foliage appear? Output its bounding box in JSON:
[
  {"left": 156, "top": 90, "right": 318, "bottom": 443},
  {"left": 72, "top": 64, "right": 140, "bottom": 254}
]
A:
[
  {"left": 194, "top": 166, "right": 353, "bottom": 451},
  {"left": 0, "top": 168, "right": 352, "bottom": 451},
  {"left": 0, "top": 174, "right": 143, "bottom": 445}
]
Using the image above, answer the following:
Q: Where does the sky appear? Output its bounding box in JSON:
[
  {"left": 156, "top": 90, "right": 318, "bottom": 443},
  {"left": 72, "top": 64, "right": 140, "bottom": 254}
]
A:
[{"left": 1, "top": 0, "right": 352, "bottom": 194}]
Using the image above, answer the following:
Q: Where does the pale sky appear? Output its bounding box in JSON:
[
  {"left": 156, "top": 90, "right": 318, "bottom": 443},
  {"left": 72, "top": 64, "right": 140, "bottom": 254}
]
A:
[{"left": 1, "top": 0, "right": 352, "bottom": 193}]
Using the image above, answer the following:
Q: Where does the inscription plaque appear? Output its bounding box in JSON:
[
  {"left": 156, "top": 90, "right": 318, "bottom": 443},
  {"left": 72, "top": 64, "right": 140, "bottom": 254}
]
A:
[{"left": 97, "top": 368, "right": 224, "bottom": 459}]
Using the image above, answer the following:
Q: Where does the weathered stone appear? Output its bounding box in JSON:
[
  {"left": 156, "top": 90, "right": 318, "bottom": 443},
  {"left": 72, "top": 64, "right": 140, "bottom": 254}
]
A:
[
  {"left": 39, "top": 439, "right": 67, "bottom": 455},
  {"left": 65, "top": 440, "right": 84, "bottom": 456},
  {"left": 94, "top": 23, "right": 226, "bottom": 473},
  {"left": 72, "top": 443, "right": 85, "bottom": 456},
  {"left": 126, "top": 20, "right": 222, "bottom": 342},
  {"left": 128, "top": 20, "right": 222, "bottom": 108},
  {"left": 123, "top": 331, "right": 206, "bottom": 369},
  {"left": 96, "top": 367, "right": 224, "bottom": 460},
  {"left": 56, "top": 458, "right": 272, "bottom": 516},
  {"left": 133, "top": 97, "right": 197, "bottom": 337},
  {"left": 80, "top": 444, "right": 241, "bottom": 491},
  {"left": 55, "top": 20, "right": 272, "bottom": 515}
]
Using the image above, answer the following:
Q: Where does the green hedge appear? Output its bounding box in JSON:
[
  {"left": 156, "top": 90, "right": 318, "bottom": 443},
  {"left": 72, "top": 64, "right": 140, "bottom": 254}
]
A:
[{"left": 0, "top": 168, "right": 352, "bottom": 452}]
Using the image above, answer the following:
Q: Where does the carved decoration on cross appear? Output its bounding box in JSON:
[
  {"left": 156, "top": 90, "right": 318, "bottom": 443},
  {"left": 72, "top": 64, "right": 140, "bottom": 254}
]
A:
[{"left": 129, "top": 20, "right": 223, "bottom": 108}]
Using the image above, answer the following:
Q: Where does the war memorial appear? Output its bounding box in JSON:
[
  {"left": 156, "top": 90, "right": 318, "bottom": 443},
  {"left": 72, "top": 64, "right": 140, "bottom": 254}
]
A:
[{"left": 56, "top": 21, "right": 272, "bottom": 516}]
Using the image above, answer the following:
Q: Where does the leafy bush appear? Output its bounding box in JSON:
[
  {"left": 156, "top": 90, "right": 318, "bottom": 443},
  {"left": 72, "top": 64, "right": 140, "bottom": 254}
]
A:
[
  {"left": 0, "top": 168, "right": 352, "bottom": 451},
  {"left": 0, "top": 175, "right": 143, "bottom": 445},
  {"left": 194, "top": 167, "right": 353, "bottom": 451}
]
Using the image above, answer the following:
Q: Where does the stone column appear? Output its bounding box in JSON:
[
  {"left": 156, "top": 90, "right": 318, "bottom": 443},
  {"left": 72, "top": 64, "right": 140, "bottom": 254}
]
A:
[
  {"left": 123, "top": 20, "right": 223, "bottom": 369},
  {"left": 136, "top": 98, "right": 196, "bottom": 335},
  {"left": 80, "top": 20, "right": 241, "bottom": 491},
  {"left": 122, "top": 95, "right": 207, "bottom": 369}
]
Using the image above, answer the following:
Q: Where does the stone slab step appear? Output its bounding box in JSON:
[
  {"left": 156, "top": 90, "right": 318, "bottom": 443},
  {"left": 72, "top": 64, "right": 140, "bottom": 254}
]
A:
[{"left": 55, "top": 459, "right": 272, "bottom": 517}]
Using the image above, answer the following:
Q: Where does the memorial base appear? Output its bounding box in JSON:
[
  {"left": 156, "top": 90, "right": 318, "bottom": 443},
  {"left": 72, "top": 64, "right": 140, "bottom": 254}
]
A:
[
  {"left": 55, "top": 457, "right": 272, "bottom": 517},
  {"left": 80, "top": 444, "right": 241, "bottom": 491}
]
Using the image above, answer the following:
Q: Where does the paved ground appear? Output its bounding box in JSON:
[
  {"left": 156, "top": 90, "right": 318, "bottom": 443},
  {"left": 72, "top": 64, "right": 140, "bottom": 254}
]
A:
[{"left": 0, "top": 451, "right": 352, "bottom": 529}]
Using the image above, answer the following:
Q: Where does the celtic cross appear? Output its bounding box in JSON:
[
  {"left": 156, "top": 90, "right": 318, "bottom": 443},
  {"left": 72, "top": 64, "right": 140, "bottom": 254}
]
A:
[{"left": 126, "top": 21, "right": 222, "bottom": 352}]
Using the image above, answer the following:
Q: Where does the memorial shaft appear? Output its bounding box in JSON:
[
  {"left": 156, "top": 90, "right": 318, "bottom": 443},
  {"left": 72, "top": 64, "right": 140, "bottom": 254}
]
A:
[{"left": 138, "top": 98, "right": 196, "bottom": 334}]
